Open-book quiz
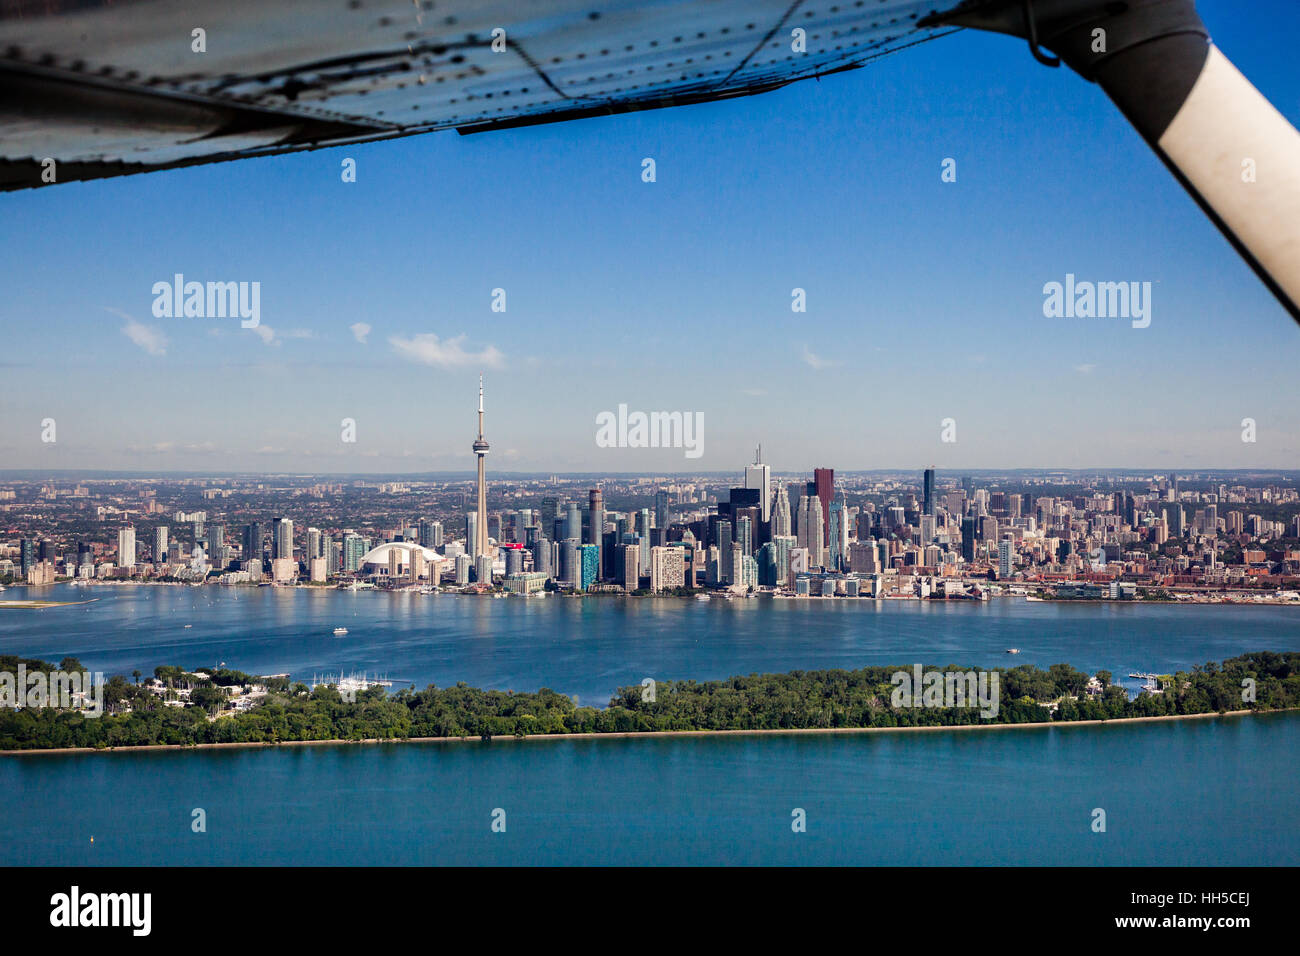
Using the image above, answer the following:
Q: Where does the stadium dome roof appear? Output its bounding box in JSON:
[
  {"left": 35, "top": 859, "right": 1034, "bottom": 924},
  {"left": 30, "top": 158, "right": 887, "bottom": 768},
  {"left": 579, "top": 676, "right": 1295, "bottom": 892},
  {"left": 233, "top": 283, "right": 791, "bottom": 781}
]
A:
[{"left": 359, "top": 542, "right": 443, "bottom": 567}]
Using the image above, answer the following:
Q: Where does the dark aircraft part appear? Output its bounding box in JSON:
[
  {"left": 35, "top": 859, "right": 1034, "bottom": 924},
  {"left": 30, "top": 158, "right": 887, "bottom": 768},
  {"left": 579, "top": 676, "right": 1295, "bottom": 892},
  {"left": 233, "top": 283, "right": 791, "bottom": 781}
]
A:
[{"left": 0, "top": 0, "right": 948, "bottom": 190}]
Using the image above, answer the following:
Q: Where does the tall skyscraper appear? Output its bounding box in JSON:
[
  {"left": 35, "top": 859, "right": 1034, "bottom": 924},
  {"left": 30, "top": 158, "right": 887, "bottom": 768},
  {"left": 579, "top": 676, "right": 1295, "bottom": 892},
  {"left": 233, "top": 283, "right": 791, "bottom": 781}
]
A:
[
  {"left": 155, "top": 526, "right": 169, "bottom": 563},
  {"left": 736, "top": 516, "right": 753, "bottom": 558},
  {"left": 828, "top": 495, "right": 847, "bottom": 571},
  {"left": 342, "top": 532, "right": 366, "bottom": 572},
  {"left": 275, "top": 518, "right": 294, "bottom": 560},
  {"left": 923, "top": 467, "right": 936, "bottom": 516},
  {"left": 961, "top": 516, "right": 976, "bottom": 563},
  {"left": 587, "top": 488, "right": 604, "bottom": 578},
  {"left": 540, "top": 496, "right": 560, "bottom": 531},
  {"left": 771, "top": 485, "right": 792, "bottom": 537},
  {"left": 717, "top": 519, "right": 733, "bottom": 583},
  {"left": 472, "top": 375, "right": 491, "bottom": 559},
  {"left": 654, "top": 489, "right": 670, "bottom": 530},
  {"left": 797, "top": 495, "right": 824, "bottom": 568},
  {"left": 998, "top": 538, "right": 1013, "bottom": 578},
  {"left": 638, "top": 508, "right": 651, "bottom": 568},
  {"left": 118, "top": 525, "right": 136, "bottom": 567},
  {"left": 418, "top": 519, "right": 443, "bottom": 549},
  {"left": 813, "top": 467, "right": 834, "bottom": 540},
  {"left": 745, "top": 446, "right": 771, "bottom": 522},
  {"left": 207, "top": 524, "right": 226, "bottom": 569},
  {"left": 621, "top": 544, "right": 640, "bottom": 592},
  {"left": 241, "top": 522, "right": 262, "bottom": 566}
]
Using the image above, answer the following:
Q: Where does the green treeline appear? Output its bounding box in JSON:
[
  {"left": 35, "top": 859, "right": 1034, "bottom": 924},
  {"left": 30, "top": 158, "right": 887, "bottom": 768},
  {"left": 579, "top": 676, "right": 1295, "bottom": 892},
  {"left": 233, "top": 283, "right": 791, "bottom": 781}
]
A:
[{"left": 1, "top": 652, "right": 1297, "bottom": 750}]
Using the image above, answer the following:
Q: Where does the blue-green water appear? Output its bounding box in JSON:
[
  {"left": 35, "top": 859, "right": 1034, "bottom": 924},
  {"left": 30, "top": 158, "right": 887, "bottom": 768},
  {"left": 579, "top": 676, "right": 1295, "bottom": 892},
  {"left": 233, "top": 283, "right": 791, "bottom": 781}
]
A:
[
  {"left": 3, "top": 715, "right": 1297, "bottom": 865},
  {"left": 2, "top": 584, "right": 1297, "bottom": 865},
  {"left": 3, "top": 584, "right": 1298, "bottom": 703}
]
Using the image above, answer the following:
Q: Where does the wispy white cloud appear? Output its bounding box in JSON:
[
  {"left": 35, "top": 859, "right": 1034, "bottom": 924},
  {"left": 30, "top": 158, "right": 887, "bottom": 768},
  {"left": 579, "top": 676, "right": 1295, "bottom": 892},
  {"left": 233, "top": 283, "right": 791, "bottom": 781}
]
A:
[
  {"left": 126, "top": 440, "right": 216, "bottom": 454},
  {"left": 350, "top": 322, "right": 372, "bottom": 344},
  {"left": 112, "top": 309, "right": 168, "bottom": 356},
  {"left": 1075, "top": 363, "right": 1097, "bottom": 374},
  {"left": 389, "top": 333, "right": 504, "bottom": 369},
  {"left": 801, "top": 346, "right": 840, "bottom": 370}
]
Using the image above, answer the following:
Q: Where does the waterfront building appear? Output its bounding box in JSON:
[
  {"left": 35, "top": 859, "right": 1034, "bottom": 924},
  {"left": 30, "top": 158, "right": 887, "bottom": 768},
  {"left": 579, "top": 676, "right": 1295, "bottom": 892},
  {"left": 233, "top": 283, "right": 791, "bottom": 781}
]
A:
[
  {"left": 504, "top": 571, "right": 547, "bottom": 594},
  {"left": 773, "top": 534, "right": 796, "bottom": 583},
  {"left": 117, "top": 525, "right": 136, "bottom": 568},
  {"left": 207, "top": 524, "right": 226, "bottom": 569},
  {"left": 26, "top": 559, "right": 56, "bottom": 586},
  {"left": 621, "top": 544, "right": 640, "bottom": 591},
  {"left": 717, "top": 519, "right": 733, "bottom": 584},
  {"left": 531, "top": 535, "right": 551, "bottom": 577},
  {"left": 638, "top": 509, "right": 652, "bottom": 568},
  {"left": 241, "top": 523, "right": 262, "bottom": 566},
  {"left": 270, "top": 556, "right": 295, "bottom": 583},
  {"left": 342, "top": 532, "right": 366, "bottom": 572},
  {"left": 649, "top": 546, "right": 684, "bottom": 592},
  {"left": 580, "top": 544, "right": 600, "bottom": 591},
  {"left": 275, "top": 518, "right": 293, "bottom": 560},
  {"left": 562, "top": 538, "right": 582, "bottom": 589},
  {"left": 587, "top": 488, "right": 604, "bottom": 578}
]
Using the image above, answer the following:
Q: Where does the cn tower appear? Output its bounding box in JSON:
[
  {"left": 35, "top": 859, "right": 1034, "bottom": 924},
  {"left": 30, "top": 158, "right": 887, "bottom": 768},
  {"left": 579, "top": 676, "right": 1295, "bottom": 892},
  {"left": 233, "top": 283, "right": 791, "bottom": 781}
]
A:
[{"left": 472, "top": 374, "right": 490, "bottom": 558}]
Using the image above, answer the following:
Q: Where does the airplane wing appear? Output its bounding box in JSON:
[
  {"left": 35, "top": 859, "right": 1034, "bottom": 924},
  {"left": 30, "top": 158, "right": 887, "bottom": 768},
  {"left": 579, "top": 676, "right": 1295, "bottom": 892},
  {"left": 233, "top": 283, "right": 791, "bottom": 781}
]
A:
[
  {"left": 2, "top": 0, "right": 1297, "bottom": 323},
  {"left": 0, "top": 0, "right": 955, "bottom": 191}
]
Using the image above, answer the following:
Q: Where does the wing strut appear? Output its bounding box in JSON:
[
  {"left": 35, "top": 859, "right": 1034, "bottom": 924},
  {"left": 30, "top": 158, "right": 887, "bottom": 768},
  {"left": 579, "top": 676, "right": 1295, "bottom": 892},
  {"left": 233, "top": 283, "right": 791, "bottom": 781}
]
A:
[{"left": 926, "top": 0, "right": 1300, "bottom": 326}]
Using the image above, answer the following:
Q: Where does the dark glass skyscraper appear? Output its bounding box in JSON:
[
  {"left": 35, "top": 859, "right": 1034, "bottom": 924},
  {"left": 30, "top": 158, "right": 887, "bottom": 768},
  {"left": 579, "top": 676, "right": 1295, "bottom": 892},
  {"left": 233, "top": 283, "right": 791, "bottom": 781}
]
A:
[
  {"left": 923, "top": 467, "right": 936, "bottom": 516},
  {"left": 242, "top": 522, "right": 263, "bottom": 566},
  {"left": 813, "top": 467, "right": 834, "bottom": 540},
  {"left": 654, "top": 489, "right": 669, "bottom": 530}
]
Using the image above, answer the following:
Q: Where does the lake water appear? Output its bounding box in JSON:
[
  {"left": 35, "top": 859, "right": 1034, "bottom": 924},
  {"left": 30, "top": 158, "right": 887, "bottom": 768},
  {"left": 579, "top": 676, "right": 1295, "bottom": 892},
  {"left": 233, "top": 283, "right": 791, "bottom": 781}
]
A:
[{"left": 2, "top": 584, "right": 1297, "bottom": 865}]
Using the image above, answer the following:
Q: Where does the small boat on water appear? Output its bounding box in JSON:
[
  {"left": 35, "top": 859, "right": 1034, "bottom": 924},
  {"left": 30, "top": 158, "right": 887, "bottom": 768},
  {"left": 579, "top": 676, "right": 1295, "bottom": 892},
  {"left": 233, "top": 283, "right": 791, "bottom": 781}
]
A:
[
  {"left": 183, "top": 624, "right": 193, "bottom": 629},
  {"left": 332, "top": 627, "right": 349, "bottom": 636},
  {"left": 1005, "top": 648, "right": 1021, "bottom": 654}
]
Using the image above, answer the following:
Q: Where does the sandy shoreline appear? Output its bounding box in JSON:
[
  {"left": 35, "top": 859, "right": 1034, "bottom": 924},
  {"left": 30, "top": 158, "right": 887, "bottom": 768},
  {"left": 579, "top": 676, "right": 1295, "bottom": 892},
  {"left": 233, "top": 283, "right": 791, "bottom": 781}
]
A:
[{"left": 3, "top": 707, "right": 1290, "bottom": 757}]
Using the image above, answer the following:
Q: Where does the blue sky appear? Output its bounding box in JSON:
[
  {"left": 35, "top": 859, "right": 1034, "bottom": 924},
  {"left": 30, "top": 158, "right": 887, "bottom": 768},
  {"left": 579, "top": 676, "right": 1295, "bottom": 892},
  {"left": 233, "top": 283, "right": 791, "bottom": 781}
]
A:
[{"left": 1, "top": 0, "right": 1297, "bottom": 474}]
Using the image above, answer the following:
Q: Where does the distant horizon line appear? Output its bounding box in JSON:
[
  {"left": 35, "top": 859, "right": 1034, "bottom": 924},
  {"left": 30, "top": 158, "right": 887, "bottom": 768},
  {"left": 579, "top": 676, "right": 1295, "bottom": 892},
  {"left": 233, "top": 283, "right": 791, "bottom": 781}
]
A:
[{"left": 1, "top": 468, "right": 1297, "bottom": 480}]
